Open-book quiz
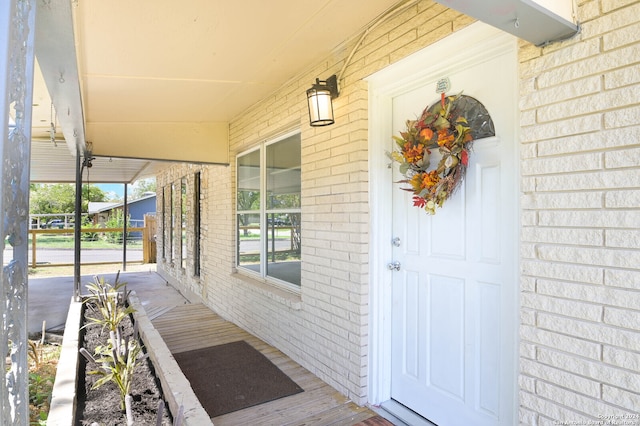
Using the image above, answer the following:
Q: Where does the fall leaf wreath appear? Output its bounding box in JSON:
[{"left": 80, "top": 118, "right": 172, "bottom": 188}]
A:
[{"left": 390, "top": 92, "right": 474, "bottom": 215}]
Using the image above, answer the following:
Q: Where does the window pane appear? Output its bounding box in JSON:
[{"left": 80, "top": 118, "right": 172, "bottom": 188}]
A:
[
  {"left": 267, "top": 134, "right": 300, "bottom": 210},
  {"left": 266, "top": 212, "right": 301, "bottom": 286},
  {"left": 237, "top": 150, "right": 260, "bottom": 211},
  {"left": 237, "top": 213, "right": 260, "bottom": 273},
  {"left": 181, "top": 178, "right": 187, "bottom": 270},
  {"left": 194, "top": 172, "right": 201, "bottom": 276}
]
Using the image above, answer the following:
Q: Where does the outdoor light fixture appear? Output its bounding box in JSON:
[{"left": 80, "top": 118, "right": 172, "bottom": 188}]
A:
[{"left": 307, "top": 74, "right": 339, "bottom": 127}]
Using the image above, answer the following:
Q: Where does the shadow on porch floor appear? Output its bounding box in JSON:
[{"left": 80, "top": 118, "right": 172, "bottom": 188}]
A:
[{"left": 29, "top": 269, "right": 397, "bottom": 425}]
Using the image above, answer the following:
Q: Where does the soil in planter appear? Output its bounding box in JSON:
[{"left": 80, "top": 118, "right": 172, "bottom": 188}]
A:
[{"left": 77, "top": 303, "right": 172, "bottom": 425}]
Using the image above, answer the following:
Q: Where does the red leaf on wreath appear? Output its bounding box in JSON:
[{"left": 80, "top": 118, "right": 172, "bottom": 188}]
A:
[
  {"left": 413, "top": 196, "right": 426, "bottom": 208},
  {"left": 461, "top": 150, "right": 469, "bottom": 166}
]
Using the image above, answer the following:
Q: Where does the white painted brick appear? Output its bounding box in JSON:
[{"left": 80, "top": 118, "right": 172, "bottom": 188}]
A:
[
  {"left": 537, "top": 313, "right": 640, "bottom": 352},
  {"left": 520, "top": 110, "right": 537, "bottom": 127},
  {"left": 521, "top": 227, "right": 602, "bottom": 246},
  {"left": 605, "top": 146, "right": 640, "bottom": 169},
  {"left": 536, "top": 245, "right": 640, "bottom": 270},
  {"left": 603, "top": 346, "right": 640, "bottom": 372},
  {"left": 536, "top": 381, "right": 636, "bottom": 418},
  {"left": 603, "top": 306, "right": 640, "bottom": 330},
  {"left": 521, "top": 243, "right": 536, "bottom": 259},
  {"left": 537, "top": 127, "right": 640, "bottom": 156},
  {"left": 521, "top": 342, "right": 537, "bottom": 360},
  {"left": 521, "top": 152, "right": 602, "bottom": 175},
  {"left": 521, "top": 261, "right": 603, "bottom": 285},
  {"left": 520, "top": 142, "right": 537, "bottom": 159},
  {"left": 577, "top": 0, "right": 601, "bottom": 21},
  {"left": 602, "top": 385, "right": 640, "bottom": 414},
  {"left": 520, "top": 325, "right": 601, "bottom": 360},
  {"left": 537, "top": 44, "right": 639, "bottom": 88},
  {"left": 519, "top": 374, "right": 537, "bottom": 393},
  {"left": 521, "top": 192, "right": 604, "bottom": 210},
  {"left": 538, "top": 347, "right": 640, "bottom": 394},
  {"left": 604, "top": 189, "right": 640, "bottom": 208},
  {"left": 521, "top": 210, "right": 538, "bottom": 226},
  {"left": 521, "top": 114, "right": 601, "bottom": 143},
  {"left": 605, "top": 269, "right": 640, "bottom": 290},
  {"left": 521, "top": 276, "right": 536, "bottom": 292},
  {"left": 521, "top": 358, "right": 601, "bottom": 398},
  {"left": 521, "top": 292, "right": 602, "bottom": 322},
  {"left": 539, "top": 210, "right": 640, "bottom": 228},
  {"left": 519, "top": 406, "right": 538, "bottom": 426},
  {"left": 519, "top": 390, "right": 593, "bottom": 425},
  {"left": 536, "top": 169, "right": 640, "bottom": 192},
  {"left": 605, "top": 65, "right": 640, "bottom": 89},
  {"left": 606, "top": 229, "right": 640, "bottom": 249},
  {"left": 605, "top": 104, "right": 640, "bottom": 129},
  {"left": 522, "top": 176, "right": 536, "bottom": 192},
  {"left": 521, "top": 308, "right": 536, "bottom": 325},
  {"left": 585, "top": 2, "right": 640, "bottom": 40},
  {"left": 520, "top": 76, "right": 601, "bottom": 111},
  {"left": 602, "top": 0, "right": 640, "bottom": 13},
  {"left": 519, "top": 38, "right": 600, "bottom": 80},
  {"left": 537, "top": 279, "right": 640, "bottom": 311}
]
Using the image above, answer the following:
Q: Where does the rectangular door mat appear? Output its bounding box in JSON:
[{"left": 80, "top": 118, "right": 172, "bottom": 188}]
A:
[{"left": 173, "top": 340, "right": 304, "bottom": 417}]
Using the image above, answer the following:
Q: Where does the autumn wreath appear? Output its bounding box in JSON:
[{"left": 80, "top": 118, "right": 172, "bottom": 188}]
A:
[{"left": 390, "top": 92, "right": 474, "bottom": 215}]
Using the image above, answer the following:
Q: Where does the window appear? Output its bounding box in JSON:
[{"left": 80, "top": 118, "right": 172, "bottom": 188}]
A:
[
  {"left": 237, "top": 132, "right": 301, "bottom": 288},
  {"left": 171, "top": 183, "right": 176, "bottom": 263},
  {"left": 194, "top": 172, "right": 201, "bottom": 277},
  {"left": 181, "top": 177, "right": 187, "bottom": 270}
]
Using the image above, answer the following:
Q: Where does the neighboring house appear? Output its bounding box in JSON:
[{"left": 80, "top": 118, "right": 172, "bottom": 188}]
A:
[
  {"left": 89, "top": 193, "right": 156, "bottom": 240},
  {"left": 89, "top": 192, "right": 157, "bottom": 228},
  {"left": 155, "top": 2, "right": 640, "bottom": 425}
]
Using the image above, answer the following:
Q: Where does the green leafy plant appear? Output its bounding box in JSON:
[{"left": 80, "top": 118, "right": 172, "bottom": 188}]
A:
[
  {"left": 83, "top": 272, "right": 134, "bottom": 333},
  {"left": 104, "top": 209, "right": 132, "bottom": 244},
  {"left": 87, "top": 330, "right": 147, "bottom": 411}
]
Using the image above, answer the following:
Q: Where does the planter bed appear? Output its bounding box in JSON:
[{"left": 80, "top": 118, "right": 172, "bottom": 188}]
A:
[{"left": 48, "top": 291, "right": 211, "bottom": 425}]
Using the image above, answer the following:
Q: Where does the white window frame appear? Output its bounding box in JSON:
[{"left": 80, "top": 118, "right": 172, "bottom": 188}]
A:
[{"left": 236, "top": 130, "right": 301, "bottom": 292}]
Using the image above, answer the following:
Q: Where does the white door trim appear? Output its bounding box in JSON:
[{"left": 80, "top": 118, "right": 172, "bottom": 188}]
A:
[{"left": 367, "top": 21, "right": 519, "bottom": 420}]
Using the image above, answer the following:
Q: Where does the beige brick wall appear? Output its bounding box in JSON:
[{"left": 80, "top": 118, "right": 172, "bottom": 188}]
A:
[
  {"left": 519, "top": 0, "right": 640, "bottom": 423},
  {"left": 157, "top": 1, "right": 471, "bottom": 404},
  {"left": 156, "top": 0, "right": 640, "bottom": 420}
]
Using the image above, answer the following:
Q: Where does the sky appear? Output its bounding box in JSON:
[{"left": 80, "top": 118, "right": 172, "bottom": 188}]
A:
[{"left": 97, "top": 183, "right": 125, "bottom": 199}]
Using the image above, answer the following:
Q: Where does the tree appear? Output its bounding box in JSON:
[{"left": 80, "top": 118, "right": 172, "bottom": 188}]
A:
[
  {"left": 30, "top": 183, "right": 107, "bottom": 214},
  {"left": 128, "top": 178, "right": 156, "bottom": 200}
]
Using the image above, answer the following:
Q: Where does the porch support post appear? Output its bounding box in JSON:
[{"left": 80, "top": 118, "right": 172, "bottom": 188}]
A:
[
  {"left": 123, "top": 183, "right": 128, "bottom": 271},
  {"left": 73, "top": 148, "right": 82, "bottom": 301},
  {"left": 0, "top": 0, "right": 36, "bottom": 424}
]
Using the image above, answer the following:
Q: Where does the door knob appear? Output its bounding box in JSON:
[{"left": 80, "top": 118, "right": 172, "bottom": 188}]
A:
[{"left": 387, "top": 261, "right": 401, "bottom": 271}]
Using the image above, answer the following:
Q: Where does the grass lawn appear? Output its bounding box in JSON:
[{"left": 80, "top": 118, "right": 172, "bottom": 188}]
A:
[{"left": 28, "top": 234, "right": 142, "bottom": 250}]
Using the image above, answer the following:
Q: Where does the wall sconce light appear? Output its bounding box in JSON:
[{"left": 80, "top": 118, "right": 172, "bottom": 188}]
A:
[{"left": 307, "top": 74, "right": 339, "bottom": 127}]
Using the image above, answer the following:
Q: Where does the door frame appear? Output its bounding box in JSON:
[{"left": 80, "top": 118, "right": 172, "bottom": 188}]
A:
[{"left": 367, "top": 21, "right": 520, "bottom": 422}]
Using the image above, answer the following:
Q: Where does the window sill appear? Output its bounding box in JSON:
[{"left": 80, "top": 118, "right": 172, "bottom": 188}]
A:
[{"left": 233, "top": 272, "right": 302, "bottom": 311}]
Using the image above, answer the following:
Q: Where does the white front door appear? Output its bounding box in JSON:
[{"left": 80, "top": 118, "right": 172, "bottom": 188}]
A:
[{"left": 386, "top": 31, "right": 518, "bottom": 426}]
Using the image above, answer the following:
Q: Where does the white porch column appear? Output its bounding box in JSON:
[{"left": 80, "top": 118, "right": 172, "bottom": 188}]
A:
[{"left": 0, "top": 0, "right": 36, "bottom": 424}]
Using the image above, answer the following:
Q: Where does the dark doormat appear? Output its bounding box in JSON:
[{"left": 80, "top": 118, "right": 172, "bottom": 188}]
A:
[{"left": 173, "top": 340, "right": 304, "bottom": 418}]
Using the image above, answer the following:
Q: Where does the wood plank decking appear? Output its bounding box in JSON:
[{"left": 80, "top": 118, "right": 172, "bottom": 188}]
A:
[{"left": 150, "top": 303, "right": 391, "bottom": 426}]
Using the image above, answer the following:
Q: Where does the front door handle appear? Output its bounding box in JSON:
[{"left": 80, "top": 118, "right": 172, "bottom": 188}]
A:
[{"left": 387, "top": 261, "right": 401, "bottom": 271}]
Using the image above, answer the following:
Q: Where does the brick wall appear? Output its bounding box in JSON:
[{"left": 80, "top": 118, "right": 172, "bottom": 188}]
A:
[
  {"left": 157, "top": 1, "right": 470, "bottom": 405},
  {"left": 519, "top": 0, "right": 640, "bottom": 423},
  {"left": 156, "top": 0, "right": 640, "bottom": 420}
]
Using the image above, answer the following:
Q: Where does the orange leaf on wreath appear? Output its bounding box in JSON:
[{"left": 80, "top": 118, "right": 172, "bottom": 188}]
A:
[{"left": 461, "top": 150, "right": 469, "bottom": 166}]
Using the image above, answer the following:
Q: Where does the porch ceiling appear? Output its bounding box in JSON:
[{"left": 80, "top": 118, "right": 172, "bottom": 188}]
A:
[{"left": 30, "top": 0, "right": 403, "bottom": 184}]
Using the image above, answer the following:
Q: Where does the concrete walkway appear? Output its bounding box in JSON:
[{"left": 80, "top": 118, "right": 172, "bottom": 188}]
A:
[{"left": 27, "top": 268, "right": 186, "bottom": 334}]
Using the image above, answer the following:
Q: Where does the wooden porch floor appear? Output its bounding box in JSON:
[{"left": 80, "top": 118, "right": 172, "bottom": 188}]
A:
[{"left": 148, "top": 302, "right": 391, "bottom": 425}]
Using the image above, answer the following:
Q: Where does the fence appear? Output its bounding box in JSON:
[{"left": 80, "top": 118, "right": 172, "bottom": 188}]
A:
[{"left": 25, "top": 225, "right": 156, "bottom": 268}]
